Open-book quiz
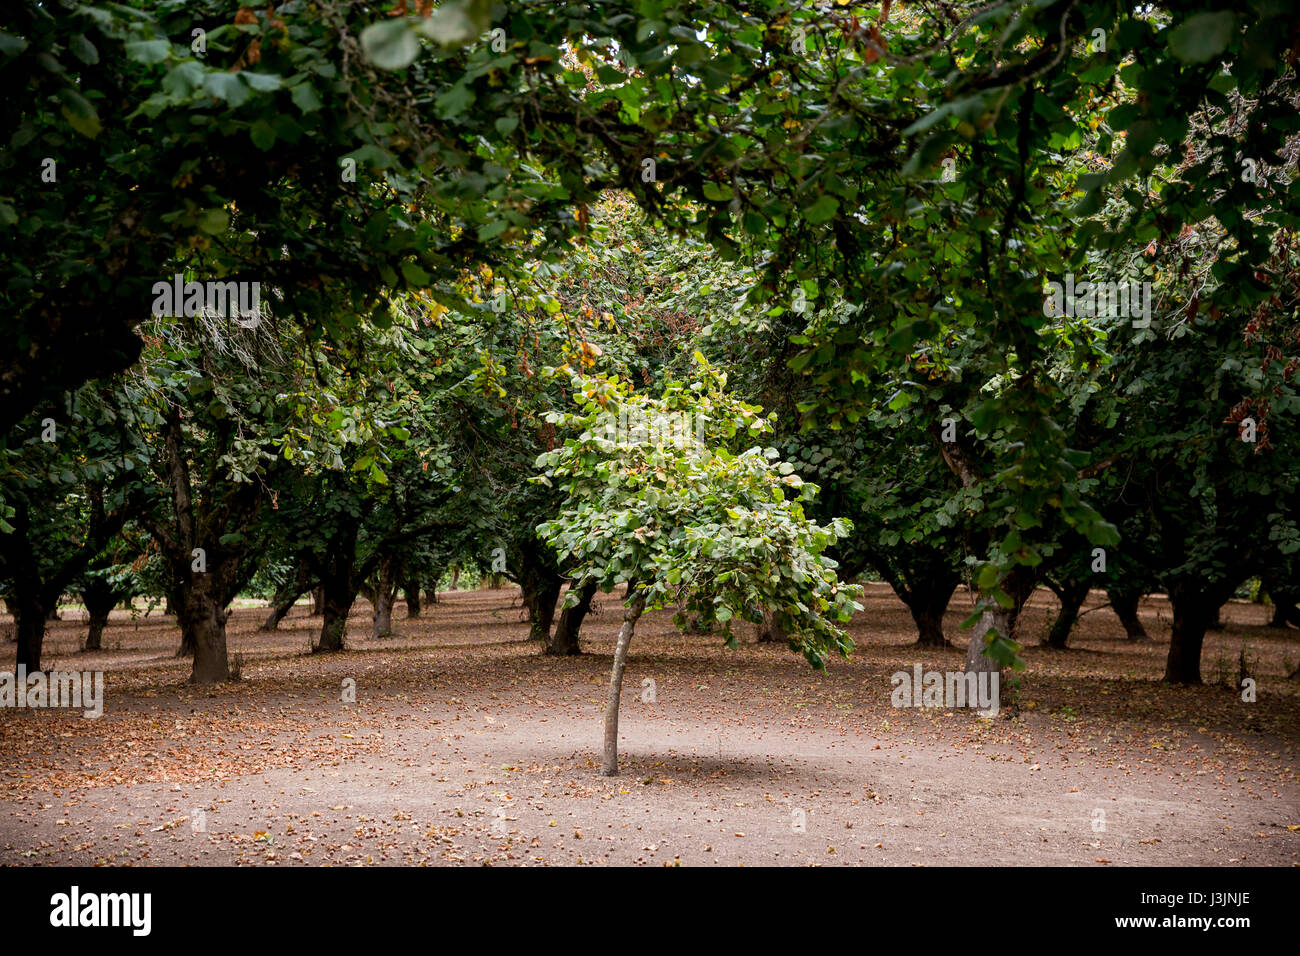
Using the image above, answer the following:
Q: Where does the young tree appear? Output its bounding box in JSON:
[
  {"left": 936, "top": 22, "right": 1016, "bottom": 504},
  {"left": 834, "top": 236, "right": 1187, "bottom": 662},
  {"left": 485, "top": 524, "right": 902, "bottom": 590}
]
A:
[{"left": 537, "top": 359, "right": 862, "bottom": 775}]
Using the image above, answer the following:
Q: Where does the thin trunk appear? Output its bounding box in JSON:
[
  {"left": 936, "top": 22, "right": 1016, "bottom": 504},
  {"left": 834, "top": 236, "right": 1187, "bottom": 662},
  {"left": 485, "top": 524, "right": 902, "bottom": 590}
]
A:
[
  {"left": 548, "top": 579, "right": 597, "bottom": 656},
  {"left": 602, "top": 590, "right": 647, "bottom": 776},
  {"left": 1109, "top": 588, "right": 1149, "bottom": 641},
  {"left": 310, "top": 586, "right": 325, "bottom": 615}
]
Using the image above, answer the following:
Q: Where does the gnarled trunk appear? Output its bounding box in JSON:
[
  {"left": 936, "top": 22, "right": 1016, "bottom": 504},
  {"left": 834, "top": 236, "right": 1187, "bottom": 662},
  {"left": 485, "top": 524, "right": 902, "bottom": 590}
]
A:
[
  {"left": 529, "top": 577, "right": 562, "bottom": 643},
  {"left": 402, "top": 575, "right": 421, "bottom": 618},
  {"left": 317, "top": 591, "right": 354, "bottom": 653},
  {"left": 81, "top": 578, "right": 118, "bottom": 651},
  {"left": 367, "top": 553, "right": 402, "bottom": 639},
  {"left": 1109, "top": 588, "right": 1149, "bottom": 641},
  {"left": 177, "top": 576, "right": 230, "bottom": 684},
  {"left": 1045, "top": 579, "right": 1090, "bottom": 649},
  {"left": 757, "top": 610, "right": 788, "bottom": 644},
  {"left": 965, "top": 601, "right": 1012, "bottom": 678},
  {"left": 548, "top": 579, "right": 597, "bottom": 656},
  {"left": 1164, "top": 583, "right": 1221, "bottom": 685},
  {"left": 602, "top": 589, "right": 647, "bottom": 776},
  {"left": 901, "top": 573, "right": 959, "bottom": 647}
]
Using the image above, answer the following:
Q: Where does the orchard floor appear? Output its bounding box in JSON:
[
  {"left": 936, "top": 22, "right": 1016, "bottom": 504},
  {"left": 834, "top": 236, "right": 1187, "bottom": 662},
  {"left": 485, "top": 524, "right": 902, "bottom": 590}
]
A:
[{"left": 1, "top": 584, "right": 1298, "bottom": 867}]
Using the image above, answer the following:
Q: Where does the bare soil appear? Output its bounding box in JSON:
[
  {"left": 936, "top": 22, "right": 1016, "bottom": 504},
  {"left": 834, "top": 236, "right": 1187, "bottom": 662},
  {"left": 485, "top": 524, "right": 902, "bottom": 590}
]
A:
[{"left": 1, "top": 584, "right": 1297, "bottom": 866}]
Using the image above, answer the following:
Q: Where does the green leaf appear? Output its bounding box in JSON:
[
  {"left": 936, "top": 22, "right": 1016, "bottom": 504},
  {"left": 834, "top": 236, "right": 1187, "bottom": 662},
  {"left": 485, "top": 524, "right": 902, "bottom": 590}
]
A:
[
  {"left": 291, "top": 82, "right": 323, "bottom": 113},
  {"left": 361, "top": 18, "right": 421, "bottom": 71},
  {"left": 57, "top": 89, "right": 100, "bottom": 138},
  {"left": 241, "top": 71, "right": 282, "bottom": 92},
  {"left": 401, "top": 261, "right": 431, "bottom": 286},
  {"left": 0, "top": 32, "right": 28, "bottom": 57},
  {"left": 1167, "top": 11, "right": 1236, "bottom": 64},
  {"left": 804, "top": 194, "right": 839, "bottom": 224},
  {"left": 203, "top": 71, "right": 249, "bottom": 107},
  {"left": 415, "top": 1, "right": 485, "bottom": 46},
  {"left": 702, "top": 182, "right": 733, "bottom": 202},
  {"left": 197, "top": 208, "right": 230, "bottom": 235},
  {"left": 125, "top": 39, "right": 170, "bottom": 65},
  {"left": 249, "top": 119, "right": 276, "bottom": 150},
  {"left": 69, "top": 34, "right": 99, "bottom": 65}
]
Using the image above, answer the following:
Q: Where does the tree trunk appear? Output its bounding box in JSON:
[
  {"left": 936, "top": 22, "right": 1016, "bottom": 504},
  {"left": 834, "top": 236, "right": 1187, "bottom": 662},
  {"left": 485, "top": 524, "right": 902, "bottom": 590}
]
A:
[
  {"left": 81, "top": 579, "right": 118, "bottom": 651},
  {"left": 366, "top": 554, "right": 401, "bottom": 639},
  {"left": 902, "top": 574, "right": 959, "bottom": 647},
  {"left": 45, "top": 606, "right": 61, "bottom": 621},
  {"left": 1045, "top": 580, "right": 1090, "bottom": 649},
  {"left": 13, "top": 593, "right": 46, "bottom": 673},
  {"left": 1164, "top": 584, "right": 1216, "bottom": 685},
  {"left": 1109, "top": 588, "right": 1149, "bottom": 641},
  {"left": 965, "top": 600, "right": 1011, "bottom": 678},
  {"left": 529, "top": 577, "right": 562, "bottom": 643},
  {"left": 402, "top": 576, "right": 421, "bottom": 618},
  {"left": 310, "top": 586, "right": 325, "bottom": 616},
  {"left": 602, "top": 590, "right": 647, "bottom": 776},
  {"left": 261, "top": 585, "right": 304, "bottom": 631},
  {"left": 177, "top": 577, "right": 230, "bottom": 684},
  {"left": 316, "top": 580, "right": 356, "bottom": 653},
  {"left": 757, "top": 610, "right": 788, "bottom": 644},
  {"left": 548, "top": 579, "right": 597, "bottom": 656}
]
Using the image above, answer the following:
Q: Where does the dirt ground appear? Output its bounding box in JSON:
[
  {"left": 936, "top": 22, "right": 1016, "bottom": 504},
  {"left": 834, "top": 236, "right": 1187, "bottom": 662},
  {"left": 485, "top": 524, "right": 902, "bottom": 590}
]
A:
[{"left": 1, "top": 583, "right": 1297, "bottom": 867}]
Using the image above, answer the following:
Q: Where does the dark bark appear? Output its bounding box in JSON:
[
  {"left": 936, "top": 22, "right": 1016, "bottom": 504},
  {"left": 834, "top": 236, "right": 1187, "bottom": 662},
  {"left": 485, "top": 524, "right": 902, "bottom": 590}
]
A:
[
  {"left": 903, "top": 573, "right": 960, "bottom": 647},
  {"left": 314, "top": 519, "right": 361, "bottom": 653},
  {"left": 81, "top": 578, "right": 119, "bottom": 652},
  {"left": 310, "top": 586, "right": 325, "bottom": 616},
  {"left": 13, "top": 591, "right": 46, "bottom": 674},
  {"left": 547, "top": 579, "right": 597, "bottom": 656},
  {"left": 1045, "top": 579, "right": 1091, "bottom": 649},
  {"left": 1, "top": 493, "right": 129, "bottom": 672},
  {"left": 1270, "top": 600, "right": 1300, "bottom": 628},
  {"left": 1164, "top": 582, "right": 1231, "bottom": 685},
  {"left": 1109, "top": 588, "right": 1150, "bottom": 641},
  {"left": 176, "top": 573, "right": 230, "bottom": 684},
  {"left": 529, "top": 577, "right": 562, "bottom": 643},
  {"left": 757, "top": 610, "right": 788, "bottom": 644},
  {"left": 261, "top": 560, "right": 313, "bottom": 631},
  {"left": 402, "top": 575, "right": 421, "bottom": 618}
]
